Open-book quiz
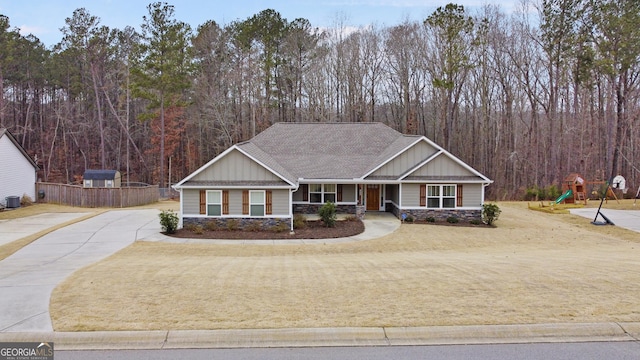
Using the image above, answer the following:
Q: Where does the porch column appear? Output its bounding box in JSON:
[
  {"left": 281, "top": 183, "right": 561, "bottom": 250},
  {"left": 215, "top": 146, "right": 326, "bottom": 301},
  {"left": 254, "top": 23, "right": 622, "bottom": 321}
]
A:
[{"left": 356, "top": 184, "right": 365, "bottom": 220}]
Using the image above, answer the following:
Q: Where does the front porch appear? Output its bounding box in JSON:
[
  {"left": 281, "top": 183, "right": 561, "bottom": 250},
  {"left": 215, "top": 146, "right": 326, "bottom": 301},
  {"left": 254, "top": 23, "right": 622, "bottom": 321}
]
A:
[{"left": 292, "top": 182, "right": 483, "bottom": 223}]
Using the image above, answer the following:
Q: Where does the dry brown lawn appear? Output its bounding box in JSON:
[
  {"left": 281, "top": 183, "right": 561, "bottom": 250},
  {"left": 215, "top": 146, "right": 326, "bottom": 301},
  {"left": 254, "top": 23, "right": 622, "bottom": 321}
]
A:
[{"left": 50, "top": 201, "right": 640, "bottom": 331}]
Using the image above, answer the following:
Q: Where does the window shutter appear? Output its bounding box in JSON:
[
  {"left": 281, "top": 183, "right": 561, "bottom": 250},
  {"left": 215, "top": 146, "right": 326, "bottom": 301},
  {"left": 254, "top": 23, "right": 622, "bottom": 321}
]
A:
[
  {"left": 302, "top": 184, "right": 308, "bottom": 202},
  {"left": 337, "top": 184, "right": 343, "bottom": 202},
  {"left": 419, "top": 184, "right": 426, "bottom": 207},
  {"left": 222, "top": 190, "right": 229, "bottom": 215},
  {"left": 199, "top": 190, "right": 206, "bottom": 214},
  {"left": 456, "top": 184, "right": 463, "bottom": 207},
  {"left": 266, "top": 190, "right": 272, "bottom": 215},
  {"left": 242, "top": 190, "right": 249, "bottom": 215}
]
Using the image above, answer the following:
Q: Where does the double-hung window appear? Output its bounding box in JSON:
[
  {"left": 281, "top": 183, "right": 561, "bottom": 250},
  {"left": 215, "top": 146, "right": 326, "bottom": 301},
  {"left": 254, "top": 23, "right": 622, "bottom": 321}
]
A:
[
  {"left": 323, "top": 184, "right": 336, "bottom": 203},
  {"left": 309, "top": 184, "right": 322, "bottom": 203},
  {"left": 426, "top": 185, "right": 456, "bottom": 209},
  {"left": 207, "top": 190, "right": 222, "bottom": 216},
  {"left": 309, "top": 184, "right": 337, "bottom": 203},
  {"left": 250, "top": 190, "right": 265, "bottom": 216}
]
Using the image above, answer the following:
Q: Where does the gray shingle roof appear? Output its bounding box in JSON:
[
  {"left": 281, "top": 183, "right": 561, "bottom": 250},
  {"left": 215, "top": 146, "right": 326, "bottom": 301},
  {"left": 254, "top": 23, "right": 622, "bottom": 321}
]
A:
[
  {"left": 83, "top": 169, "right": 119, "bottom": 180},
  {"left": 243, "top": 122, "right": 413, "bottom": 180}
]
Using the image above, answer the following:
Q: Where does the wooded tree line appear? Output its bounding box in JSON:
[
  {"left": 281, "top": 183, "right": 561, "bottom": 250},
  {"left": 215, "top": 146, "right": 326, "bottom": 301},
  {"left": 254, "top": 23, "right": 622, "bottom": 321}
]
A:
[{"left": 1, "top": 1, "right": 639, "bottom": 199}]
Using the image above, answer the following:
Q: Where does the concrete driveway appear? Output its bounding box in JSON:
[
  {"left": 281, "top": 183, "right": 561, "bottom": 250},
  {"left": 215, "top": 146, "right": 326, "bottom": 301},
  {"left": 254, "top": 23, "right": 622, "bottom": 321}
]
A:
[
  {"left": 570, "top": 208, "right": 640, "bottom": 233},
  {"left": 0, "top": 209, "right": 161, "bottom": 332}
]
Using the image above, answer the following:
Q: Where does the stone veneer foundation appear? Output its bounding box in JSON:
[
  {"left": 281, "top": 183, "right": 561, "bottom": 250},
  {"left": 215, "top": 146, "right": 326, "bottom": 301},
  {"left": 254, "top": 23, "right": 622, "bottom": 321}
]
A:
[
  {"left": 292, "top": 204, "right": 357, "bottom": 215},
  {"left": 183, "top": 217, "right": 291, "bottom": 231},
  {"left": 387, "top": 203, "right": 482, "bottom": 222}
]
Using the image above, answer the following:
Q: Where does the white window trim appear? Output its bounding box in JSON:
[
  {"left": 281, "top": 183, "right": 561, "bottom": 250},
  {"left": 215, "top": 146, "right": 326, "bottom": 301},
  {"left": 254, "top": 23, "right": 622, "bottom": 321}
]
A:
[
  {"left": 207, "top": 190, "right": 222, "bottom": 216},
  {"left": 426, "top": 184, "right": 456, "bottom": 209},
  {"left": 249, "top": 190, "right": 265, "bottom": 217}
]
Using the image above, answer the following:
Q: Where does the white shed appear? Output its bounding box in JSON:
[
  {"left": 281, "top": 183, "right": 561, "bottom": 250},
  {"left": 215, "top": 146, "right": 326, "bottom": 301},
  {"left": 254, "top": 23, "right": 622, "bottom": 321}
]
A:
[{"left": 0, "top": 128, "right": 38, "bottom": 207}]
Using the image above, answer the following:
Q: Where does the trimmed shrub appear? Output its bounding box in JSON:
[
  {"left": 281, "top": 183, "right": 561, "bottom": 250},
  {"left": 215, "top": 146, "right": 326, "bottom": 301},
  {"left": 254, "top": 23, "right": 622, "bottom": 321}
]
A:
[
  {"left": 446, "top": 216, "right": 459, "bottom": 224},
  {"left": 159, "top": 210, "right": 179, "bottom": 234},
  {"left": 318, "top": 201, "right": 337, "bottom": 228},
  {"left": 426, "top": 216, "right": 436, "bottom": 223},
  {"left": 482, "top": 203, "right": 502, "bottom": 226},
  {"left": 469, "top": 219, "right": 482, "bottom": 225}
]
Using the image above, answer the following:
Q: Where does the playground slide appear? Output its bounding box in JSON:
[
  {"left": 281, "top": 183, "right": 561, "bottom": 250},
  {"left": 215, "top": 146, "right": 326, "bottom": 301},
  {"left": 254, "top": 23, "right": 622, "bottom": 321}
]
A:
[{"left": 555, "top": 189, "right": 573, "bottom": 204}]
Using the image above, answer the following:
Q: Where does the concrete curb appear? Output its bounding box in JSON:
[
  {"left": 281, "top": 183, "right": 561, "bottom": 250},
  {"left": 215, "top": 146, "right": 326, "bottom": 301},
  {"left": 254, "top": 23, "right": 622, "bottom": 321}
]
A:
[{"left": 1, "top": 323, "right": 638, "bottom": 350}]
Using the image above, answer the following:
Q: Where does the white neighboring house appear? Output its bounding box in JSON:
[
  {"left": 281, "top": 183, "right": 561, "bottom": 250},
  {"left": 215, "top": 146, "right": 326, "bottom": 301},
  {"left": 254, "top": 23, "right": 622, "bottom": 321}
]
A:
[{"left": 0, "top": 128, "right": 38, "bottom": 207}]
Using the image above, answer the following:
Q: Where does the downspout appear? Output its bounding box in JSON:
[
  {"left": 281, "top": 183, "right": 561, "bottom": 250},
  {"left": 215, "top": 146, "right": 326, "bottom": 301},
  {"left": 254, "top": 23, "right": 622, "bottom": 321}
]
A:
[
  {"left": 290, "top": 183, "right": 299, "bottom": 233},
  {"left": 172, "top": 185, "right": 183, "bottom": 229}
]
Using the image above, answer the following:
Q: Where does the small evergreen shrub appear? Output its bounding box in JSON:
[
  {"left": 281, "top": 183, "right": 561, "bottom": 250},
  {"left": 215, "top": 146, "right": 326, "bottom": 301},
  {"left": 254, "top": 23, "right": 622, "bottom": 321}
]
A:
[
  {"left": 523, "top": 185, "right": 562, "bottom": 201},
  {"left": 318, "top": 201, "right": 337, "bottom": 228},
  {"left": 469, "top": 219, "right": 482, "bottom": 225},
  {"left": 404, "top": 215, "right": 414, "bottom": 223},
  {"left": 446, "top": 216, "right": 459, "bottom": 224},
  {"left": 482, "top": 203, "right": 502, "bottom": 226},
  {"left": 159, "top": 210, "right": 179, "bottom": 234},
  {"left": 426, "top": 216, "right": 436, "bottom": 223}
]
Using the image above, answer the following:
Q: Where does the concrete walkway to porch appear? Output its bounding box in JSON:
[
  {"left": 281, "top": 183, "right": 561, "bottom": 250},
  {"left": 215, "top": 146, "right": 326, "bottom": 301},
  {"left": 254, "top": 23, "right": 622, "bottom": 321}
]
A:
[{"left": 143, "top": 212, "right": 401, "bottom": 245}]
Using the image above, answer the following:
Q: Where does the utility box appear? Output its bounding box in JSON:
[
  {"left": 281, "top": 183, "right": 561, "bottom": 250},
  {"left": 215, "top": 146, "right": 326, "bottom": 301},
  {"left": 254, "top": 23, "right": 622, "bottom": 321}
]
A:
[{"left": 5, "top": 196, "right": 20, "bottom": 208}]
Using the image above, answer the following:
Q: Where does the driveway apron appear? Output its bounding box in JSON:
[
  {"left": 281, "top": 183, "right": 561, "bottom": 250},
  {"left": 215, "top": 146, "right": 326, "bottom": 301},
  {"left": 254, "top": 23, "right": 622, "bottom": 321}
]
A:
[{"left": 0, "top": 209, "right": 160, "bottom": 332}]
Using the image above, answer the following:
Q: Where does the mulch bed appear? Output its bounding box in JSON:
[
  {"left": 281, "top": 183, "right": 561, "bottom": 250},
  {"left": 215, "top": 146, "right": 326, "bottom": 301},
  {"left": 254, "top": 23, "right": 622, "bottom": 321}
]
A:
[{"left": 167, "top": 219, "right": 365, "bottom": 240}]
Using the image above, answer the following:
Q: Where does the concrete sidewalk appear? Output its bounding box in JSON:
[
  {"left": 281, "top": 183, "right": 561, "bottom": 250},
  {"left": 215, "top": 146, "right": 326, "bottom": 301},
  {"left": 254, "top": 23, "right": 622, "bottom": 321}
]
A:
[
  {"left": 0, "top": 322, "right": 638, "bottom": 350},
  {"left": 569, "top": 208, "right": 640, "bottom": 233}
]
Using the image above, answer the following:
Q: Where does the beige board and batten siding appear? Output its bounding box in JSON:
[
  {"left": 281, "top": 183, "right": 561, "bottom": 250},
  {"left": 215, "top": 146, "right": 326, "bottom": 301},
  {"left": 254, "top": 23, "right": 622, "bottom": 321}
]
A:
[
  {"left": 182, "top": 188, "right": 290, "bottom": 216},
  {"left": 411, "top": 153, "right": 475, "bottom": 177},
  {"left": 191, "top": 149, "right": 282, "bottom": 182},
  {"left": 402, "top": 184, "right": 422, "bottom": 207},
  {"left": 461, "top": 183, "right": 483, "bottom": 207},
  {"left": 369, "top": 141, "right": 438, "bottom": 177}
]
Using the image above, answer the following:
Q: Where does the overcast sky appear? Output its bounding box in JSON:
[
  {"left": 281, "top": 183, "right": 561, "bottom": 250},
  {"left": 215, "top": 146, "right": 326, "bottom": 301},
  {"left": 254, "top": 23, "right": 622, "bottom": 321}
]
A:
[{"left": 0, "top": 0, "right": 522, "bottom": 48}]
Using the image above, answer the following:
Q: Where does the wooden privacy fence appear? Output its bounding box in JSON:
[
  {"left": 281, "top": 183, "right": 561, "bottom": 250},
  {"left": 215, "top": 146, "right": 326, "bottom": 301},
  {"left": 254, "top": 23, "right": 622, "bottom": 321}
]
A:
[{"left": 36, "top": 182, "right": 159, "bottom": 208}]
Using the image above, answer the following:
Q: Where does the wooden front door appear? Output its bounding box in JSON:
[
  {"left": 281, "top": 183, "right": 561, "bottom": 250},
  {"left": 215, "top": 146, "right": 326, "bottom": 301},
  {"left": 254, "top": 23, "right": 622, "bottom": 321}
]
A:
[{"left": 366, "top": 184, "right": 380, "bottom": 211}]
